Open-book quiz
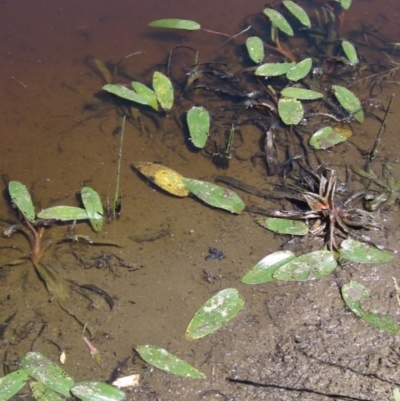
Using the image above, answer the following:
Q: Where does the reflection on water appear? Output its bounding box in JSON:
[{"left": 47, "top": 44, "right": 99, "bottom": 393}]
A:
[{"left": 1, "top": 0, "right": 400, "bottom": 400}]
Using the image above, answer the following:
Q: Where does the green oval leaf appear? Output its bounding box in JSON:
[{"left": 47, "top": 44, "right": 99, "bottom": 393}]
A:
[
  {"left": 241, "top": 250, "right": 296, "bottom": 284},
  {"left": 102, "top": 84, "right": 150, "bottom": 106},
  {"left": 187, "top": 106, "right": 210, "bottom": 148},
  {"left": 30, "top": 382, "right": 65, "bottom": 401},
  {"left": 332, "top": 85, "right": 364, "bottom": 123},
  {"left": 186, "top": 288, "right": 244, "bottom": 340},
  {"left": 255, "top": 62, "right": 295, "bottom": 77},
  {"left": 37, "top": 206, "right": 89, "bottom": 221},
  {"left": 257, "top": 217, "right": 308, "bottom": 235},
  {"left": 183, "top": 178, "right": 245, "bottom": 214},
  {"left": 273, "top": 250, "right": 337, "bottom": 281},
  {"left": 8, "top": 181, "right": 35, "bottom": 222},
  {"left": 278, "top": 97, "right": 303, "bottom": 125},
  {"left": 283, "top": 1, "right": 311, "bottom": 28},
  {"left": 81, "top": 187, "right": 103, "bottom": 232},
  {"left": 309, "top": 125, "right": 351, "bottom": 150},
  {"left": 286, "top": 58, "right": 312, "bottom": 81},
  {"left": 0, "top": 369, "right": 29, "bottom": 401},
  {"left": 263, "top": 8, "right": 293, "bottom": 36},
  {"left": 71, "top": 381, "right": 126, "bottom": 401},
  {"left": 342, "top": 40, "right": 358, "bottom": 64},
  {"left": 280, "top": 87, "right": 323, "bottom": 100},
  {"left": 131, "top": 81, "right": 159, "bottom": 111},
  {"left": 339, "top": 238, "right": 394, "bottom": 263},
  {"left": 21, "top": 352, "right": 74, "bottom": 398},
  {"left": 245, "top": 36, "right": 264, "bottom": 64},
  {"left": 148, "top": 19, "right": 201, "bottom": 31},
  {"left": 153, "top": 71, "right": 174, "bottom": 111},
  {"left": 341, "top": 281, "right": 399, "bottom": 335},
  {"left": 135, "top": 346, "right": 205, "bottom": 378}
]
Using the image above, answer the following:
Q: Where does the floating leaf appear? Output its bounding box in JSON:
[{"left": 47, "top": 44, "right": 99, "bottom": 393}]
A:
[
  {"left": 393, "top": 387, "right": 400, "bottom": 401},
  {"left": 102, "top": 84, "right": 150, "bottom": 106},
  {"left": 283, "top": 1, "right": 311, "bottom": 27},
  {"left": 340, "top": 0, "right": 352, "bottom": 9},
  {"left": 241, "top": 250, "right": 295, "bottom": 284},
  {"left": 131, "top": 81, "right": 159, "bottom": 111},
  {"left": 339, "top": 238, "right": 394, "bottom": 263},
  {"left": 132, "top": 162, "right": 189, "bottom": 197},
  {"left": 255, "top": 62, "right": 295, "bottom": 77},
  {"left": 286, "top": 58, "right": 312, "bottom": 81},
  {"left": 37, "top": 206, "right": 89, "bottom": 221},
  {"left": 81, "top": 187, "right": 103, "bottom": 232},
  {"left": 263, "top": 8, "right": 293, "bottom": 36},
  {"left": 246, "top": 36, "right": 264, "bottom": 64},
  {"left": 341, "top": 281, "right": 399, "bottom": 335},
  {"left": 8, "top": 181, "right": 35, "bottom": 222},
  {"left": 135, "top": 345, "right": 205, "bottom": 378},
  {"left": 153, "top": 72, "right": 174, "bottom": 111},
  {"left": 71, "top": 381, "right": 126, "bottom": 401},
  {"left": 280, "top": 87, "right": 323, "bottom": 100},
  {"left": 148, "top": 19, "right": 201, "bottom": 30},
  {"left": 187, "top": 106, "right": 210, "bottom": 148},
  {"left": 278, "top": 97, "right": 303, "bottom": 125},
  {"left": 342, "top": 40, "right": 358, "bottom": 64},
  {"left": 273, "top": 250, "right": 337, "bottom": 281},
  {"left": 0, "top": 369, "right": 29, "bottom": 401},
  {"left": 309, "top": 125, "right": 351, "bottom": 150},
  {"left": 30, "top": 382, "right": 65, "bottom": 401},
  {"left": 21, "top": 352, "right": 74, "bottom": 398},
  {"left": 186, "top": 288, "right": 244, "bottom": 340},
  {"left": 257, "top": 218, "right": 308, "bottom": 236},
  {"left": 182, "top": 178, "right": 245, "bottom": 214},
  {"left": 332, "top": 85, "right": 364, "bottom": 123}
]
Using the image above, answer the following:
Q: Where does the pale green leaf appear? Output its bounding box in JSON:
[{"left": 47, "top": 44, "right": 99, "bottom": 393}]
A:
[
  {"left": 81, "top": 187, "right": 103, "bottom": 232},
  {"left": 0, "top": 369, "right": 29, "bottom": 401},
  {"left": 71, "top": 381, "right": 126, "bottom": 401},
  {"left": 255, "top": 62, "right": 295, "bottom": 77},
  {"left": 37, "top": 206, "right": 89, "bottom": 221},
  {"left": 30, "top": 382, "right": 65, "bottom": 401},
  {"left": 278, "top": 97, "right": 303, "bottom": 125},
  {"left": 332, "top": 85, "right": 364, "bottom": 123},
  {"left": 339, "top": 238, "right": 394, "bottom": 263},
  {"left": 263, "top": 8, "right": 294, "bottom": 36},
  {"left": 342, "top": 40, "right": 358, "bottom": 64},
  {"left": 257, "top": 217, "right": 308, "bottom": 235},
  {"left": 273, "top": 250, "right": 337, "bottom": 281},
  {"left": 102, "top": 84, "right": 150, "bottom": 106},
  {"left": 241, "top": 250, "right": 296, "bottom": 284},
  {"left": 153, "top": 72, "right": 174, "bottom": 111},
  {"left": 135, "top": 345, "right": 205, "bottom": 378},
  {"left": 183, "top": 178, "right": 245, "bottom": 214},
  {"left": 393, "top": 387, "right": 400, "bottom": 401},
  {"left": 148, "top": 19, "right": 201, "bottom": 30},
  {"left": 283, "top": 1, "right": 311, "bottom": 27},
  {"left": 340, "top": 0, "right": 352, "bottom": 9},
  {"left": 186, "top": 288, "right": 244, "bottom": 340},
  {"left": 8, "top": 181, "right": 35, "bottom": 222},
  {"left": 280, "top": 87, "right": 323, "bottom": 100},
  {"left": 309, "top": 125, "right": 351, "bottom": 150},
  {"left": 286, "top": 58, "right": 312, "bottom": 81},
  {"left": 187, "top": 106, "right": 210, "bottom": 148},
  {"left": 131, "top": 81, "right": 159, "bottom": 111},
  {"left": 246, "top": 36, "right": 264, "bottom": 64}
]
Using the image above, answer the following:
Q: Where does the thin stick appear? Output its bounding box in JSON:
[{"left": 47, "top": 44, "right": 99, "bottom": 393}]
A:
[
  {"left": 368, "top": 94, "right": 394, "bottom": 163},
  {"left": 113, "top": 115, "right": 126, "bottom": 217}
]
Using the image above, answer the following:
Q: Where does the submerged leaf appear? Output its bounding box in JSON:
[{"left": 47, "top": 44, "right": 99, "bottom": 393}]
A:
[
  {"left": 186, "top": 288, "right": 244, "bottom": 340},
  {"left": 246, "top": 36, "right": 264, "bottom": 64},
  {"left": 278, "top": 97, "right": 303, "bottom": 125},
  {"left": 132, "top": 162, "right": 189, "bottom": 197},
  {"left": 339, "top": 238, "right": 394, "bottom": 263},
  {"left": 37, "top": 206, "right": 89, "bottom": 221},
  {"left": 81, "top": 187, "right": 103, "bottom": 232},
  {"left": 183, "top": 178, "right": 245, "bottom": 214},
  {"left": 187, "top": 106, "right": 210, "bottom": 148},
  {"left": 71, "top": 381, "right": 126, "bottom": 401},
  {"left": 283, "top": 1, "right": 311, "bottom": 27},
  {"left": 102, "top": 84, "right": 150, "bottom": 106},
  {"left": 309, "top": 125, "right": 351, "bottom": 150},
  {"left": 30, "top": 381, "right": 65, "bottom": 401},
  {"left": 273, "top": 250, "right": 337, "bottom": 281},
  {"left": 263, "top": 8, "right": 293, "bottom": 36},
  {"left": 342, "top": 40, "right": 358, "bottom": 64},
  {"left": 0, "top": 369, "right": 29, "bottom": 401},
  {"left": 153, "top": 71, "right": 174, "bottom": 111},
  {"left": 148, "top": 19, "right": 201, "bottom": 30},
  {"left": 8, "top": 181, "right": 36, "bottom": 222},
  {"left": 257, "top": 217, "right": 308, "bottom": 236},
  {"left": 241, "top": 250, "right": 295, "bottom": 284},
  {"left": 135, "top": 346, "right": 205, "bottom": 378},
  {"left": 131, "top": 81, "right": 159, "bottom": 111},
  {"left": 255, "top": 62, "right": 295, "bottom": 77},
  {"left": 286, "top": 58, "right": 312, "bottom": 81},
  {"left": 280, "top": 87, "right": 323, "bottom": 100},
  {"left": 332, "top": 85, "right": 364, "bottom": 123},
  {"left": 340, "top": 0, "right": 352, "bottom": 9},
  {"left": 21, "top": 352, "right": 74, "bottom": 397}
]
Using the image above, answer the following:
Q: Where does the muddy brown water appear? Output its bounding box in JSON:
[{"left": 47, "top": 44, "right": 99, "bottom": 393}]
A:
[{"left": 1, "top": 0, "right": 400, "bottom": 400}]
